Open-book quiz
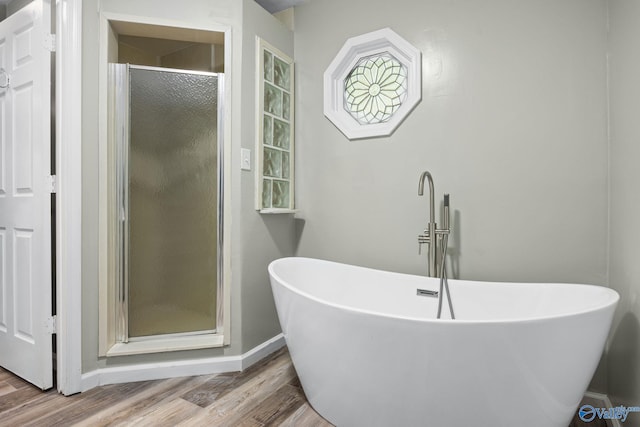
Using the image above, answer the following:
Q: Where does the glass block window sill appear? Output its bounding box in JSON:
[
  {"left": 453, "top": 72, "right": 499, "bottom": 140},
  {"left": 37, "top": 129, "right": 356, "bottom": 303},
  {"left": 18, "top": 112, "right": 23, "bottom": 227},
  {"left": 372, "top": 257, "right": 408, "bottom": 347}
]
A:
[{"left": 259, "top": 208, "right": 298, "bottom": 214}]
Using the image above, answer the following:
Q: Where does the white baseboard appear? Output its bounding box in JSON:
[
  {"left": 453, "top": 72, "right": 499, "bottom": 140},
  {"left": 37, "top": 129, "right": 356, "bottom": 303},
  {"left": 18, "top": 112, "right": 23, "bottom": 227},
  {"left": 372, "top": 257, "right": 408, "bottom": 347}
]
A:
[
  {"left": 584, "top": 391, "right": 622, "bottom": 427},
  {"left": 80, "top": 334, "right": 285, "bottom": 392}
]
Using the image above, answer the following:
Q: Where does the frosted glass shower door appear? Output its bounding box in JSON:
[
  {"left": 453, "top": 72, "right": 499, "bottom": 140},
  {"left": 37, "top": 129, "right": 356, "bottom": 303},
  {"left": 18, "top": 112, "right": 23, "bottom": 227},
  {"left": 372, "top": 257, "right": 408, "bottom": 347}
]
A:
[{"left": 123, "top": 65, "right": 221, "bottom": 339}]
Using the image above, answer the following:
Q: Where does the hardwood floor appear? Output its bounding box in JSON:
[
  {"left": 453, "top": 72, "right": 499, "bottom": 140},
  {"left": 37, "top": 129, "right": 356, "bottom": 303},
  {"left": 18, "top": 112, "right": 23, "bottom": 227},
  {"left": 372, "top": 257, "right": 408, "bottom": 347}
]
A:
[
  {"left": 0, "top": 347, "right": 608, "bottom": 427},
  {"left": 0, "top": 348, "right": 332, "bottom": 427}
]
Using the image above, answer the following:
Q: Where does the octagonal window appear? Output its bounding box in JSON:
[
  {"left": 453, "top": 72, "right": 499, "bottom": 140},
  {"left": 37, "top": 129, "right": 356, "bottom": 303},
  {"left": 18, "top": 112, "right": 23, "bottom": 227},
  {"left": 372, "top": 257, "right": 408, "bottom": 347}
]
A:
[{"left": 324, "top": 28, "right": 421, "bottom": 140}]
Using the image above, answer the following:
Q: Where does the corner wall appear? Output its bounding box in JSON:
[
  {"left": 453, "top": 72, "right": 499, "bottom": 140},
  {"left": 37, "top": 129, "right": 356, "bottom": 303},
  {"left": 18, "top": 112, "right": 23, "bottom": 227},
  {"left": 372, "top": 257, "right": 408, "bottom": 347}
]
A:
[
  {"left": 607, "top": 1, "right": 640, "bottom": 424},
  {"left": 239, "top": 0, "right": 295, "bottom": 353}
]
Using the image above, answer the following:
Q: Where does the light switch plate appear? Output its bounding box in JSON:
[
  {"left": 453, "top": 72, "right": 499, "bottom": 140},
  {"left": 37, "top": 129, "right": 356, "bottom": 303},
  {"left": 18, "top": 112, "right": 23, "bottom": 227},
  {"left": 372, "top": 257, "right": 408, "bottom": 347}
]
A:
[{"left": 241, "top": 148, "right": 251, "bottom": 171}]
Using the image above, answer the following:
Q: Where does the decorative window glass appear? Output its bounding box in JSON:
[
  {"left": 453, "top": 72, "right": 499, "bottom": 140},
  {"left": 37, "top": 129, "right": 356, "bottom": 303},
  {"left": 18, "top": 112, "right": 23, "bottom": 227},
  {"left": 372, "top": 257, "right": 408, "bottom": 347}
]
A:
[
  {"left": 324, "top": 28, "right": 421, "bottom": 140},
  {"left": 256, "top": 37, "right": 295, "bottom": 212},
  {"left": 344, "top": 53, "right": 408, "bottom": 125}
]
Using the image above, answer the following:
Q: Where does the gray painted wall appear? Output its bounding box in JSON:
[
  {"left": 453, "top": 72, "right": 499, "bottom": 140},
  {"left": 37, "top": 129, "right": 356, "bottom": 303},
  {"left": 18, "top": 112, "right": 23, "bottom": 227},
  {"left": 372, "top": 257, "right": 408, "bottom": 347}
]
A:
[
  {"left": 608, "top": 1, "right": 640, "bottom": 424},
  {"left": 293, "top": 0, "right": 608, "bottom": 287},
  {"left": 239, "top": 0, "right": 296, "bottom": 353},
  {"left": 80, "top": 0, "right": 294, "bottom": 372}
]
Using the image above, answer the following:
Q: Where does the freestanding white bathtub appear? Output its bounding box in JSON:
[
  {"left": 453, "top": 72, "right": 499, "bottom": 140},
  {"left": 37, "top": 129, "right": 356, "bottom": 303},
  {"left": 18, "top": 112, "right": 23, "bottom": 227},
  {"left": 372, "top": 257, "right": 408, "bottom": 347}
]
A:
[{"left": 268, "top": 257, "right": 619, "bottom": 427}]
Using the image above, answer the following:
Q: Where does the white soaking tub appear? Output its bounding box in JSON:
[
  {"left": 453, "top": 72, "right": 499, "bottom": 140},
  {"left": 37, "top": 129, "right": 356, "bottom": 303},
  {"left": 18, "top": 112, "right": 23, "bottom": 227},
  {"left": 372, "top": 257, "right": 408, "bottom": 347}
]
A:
[{"left": 268, "top": 257, "right": 619, "bottom": 427}]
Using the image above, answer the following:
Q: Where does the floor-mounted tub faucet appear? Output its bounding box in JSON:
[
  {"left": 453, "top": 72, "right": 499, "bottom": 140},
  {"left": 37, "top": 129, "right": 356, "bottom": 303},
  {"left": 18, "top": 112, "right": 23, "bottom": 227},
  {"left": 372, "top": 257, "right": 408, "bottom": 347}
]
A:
[{"left": 417, "top": 171, "right": 455, "bottom": 319}]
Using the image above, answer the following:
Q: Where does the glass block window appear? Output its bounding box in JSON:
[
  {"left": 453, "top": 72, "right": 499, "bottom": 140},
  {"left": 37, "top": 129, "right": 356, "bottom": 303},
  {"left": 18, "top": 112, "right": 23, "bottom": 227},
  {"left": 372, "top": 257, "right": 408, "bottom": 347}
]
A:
[
  {"left": 256, "top": 38, "right": 295, "bottom": 212},
  {"left": 344, "top": 54, "right": 407, "bottom": 125}
]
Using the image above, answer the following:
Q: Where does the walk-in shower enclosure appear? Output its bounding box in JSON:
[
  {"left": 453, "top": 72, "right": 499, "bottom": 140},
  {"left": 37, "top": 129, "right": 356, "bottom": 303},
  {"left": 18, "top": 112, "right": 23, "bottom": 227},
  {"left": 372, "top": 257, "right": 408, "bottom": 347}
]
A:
[{"left": 109, "top": 64, "right": 224, "bottom": 343}]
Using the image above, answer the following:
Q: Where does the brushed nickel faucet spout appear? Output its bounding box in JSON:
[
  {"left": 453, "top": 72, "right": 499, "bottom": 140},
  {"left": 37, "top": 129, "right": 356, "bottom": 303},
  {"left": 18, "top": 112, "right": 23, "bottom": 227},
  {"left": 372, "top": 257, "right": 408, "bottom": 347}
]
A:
[
  {"left": 418, "top": 171, "right": 437, "bottom": 277},
  {"left": 418, "top": 171, "right": 435, "bottom": 225}
]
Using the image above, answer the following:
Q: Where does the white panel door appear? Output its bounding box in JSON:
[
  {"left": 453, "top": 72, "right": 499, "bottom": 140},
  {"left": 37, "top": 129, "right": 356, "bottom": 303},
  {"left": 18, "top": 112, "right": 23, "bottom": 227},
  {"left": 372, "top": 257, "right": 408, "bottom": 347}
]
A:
[{"left": 0, "top": 0, "right": 52, "bottom": 390}]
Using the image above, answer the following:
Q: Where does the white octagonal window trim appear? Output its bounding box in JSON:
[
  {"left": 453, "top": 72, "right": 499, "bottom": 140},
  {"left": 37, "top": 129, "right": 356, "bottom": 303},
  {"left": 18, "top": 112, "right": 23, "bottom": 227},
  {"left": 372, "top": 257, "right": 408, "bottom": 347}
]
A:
[{"left": 324, "top": 28, "right": 422, "bottom": 140}]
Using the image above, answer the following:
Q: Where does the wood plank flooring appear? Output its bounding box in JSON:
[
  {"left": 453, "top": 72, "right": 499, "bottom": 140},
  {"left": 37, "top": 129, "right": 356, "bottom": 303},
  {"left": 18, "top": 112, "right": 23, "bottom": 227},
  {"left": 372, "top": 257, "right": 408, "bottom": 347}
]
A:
[
  {"left": 0, "top": 348, "right": 332, "bottom": 427},
  {"left": 0, "top": 347, "right": 608, "bottom": 426}
]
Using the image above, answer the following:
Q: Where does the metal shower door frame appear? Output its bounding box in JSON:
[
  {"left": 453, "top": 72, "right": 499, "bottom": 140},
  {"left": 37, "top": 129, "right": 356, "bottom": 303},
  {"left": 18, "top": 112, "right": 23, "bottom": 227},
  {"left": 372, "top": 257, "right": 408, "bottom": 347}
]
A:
[{"left": 111, "top": 64, "right": 225, "bottom": 344}]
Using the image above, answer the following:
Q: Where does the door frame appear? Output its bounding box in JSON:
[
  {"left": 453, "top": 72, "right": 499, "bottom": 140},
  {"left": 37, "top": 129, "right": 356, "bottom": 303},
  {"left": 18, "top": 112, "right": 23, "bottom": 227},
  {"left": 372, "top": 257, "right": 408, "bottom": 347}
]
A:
[
  {"left": 55, "top": 0, "right": 83, "bottom": 395},
  {"left": 96, "top": 13, "right": 232, "bottom": 358}
]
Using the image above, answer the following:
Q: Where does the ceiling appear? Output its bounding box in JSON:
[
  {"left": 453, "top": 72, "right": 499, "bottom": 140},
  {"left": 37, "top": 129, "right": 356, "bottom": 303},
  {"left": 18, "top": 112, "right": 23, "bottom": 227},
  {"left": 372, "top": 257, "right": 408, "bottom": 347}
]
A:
[{"left": 254, "top": 0, "right": 307, "bottom": 14}]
